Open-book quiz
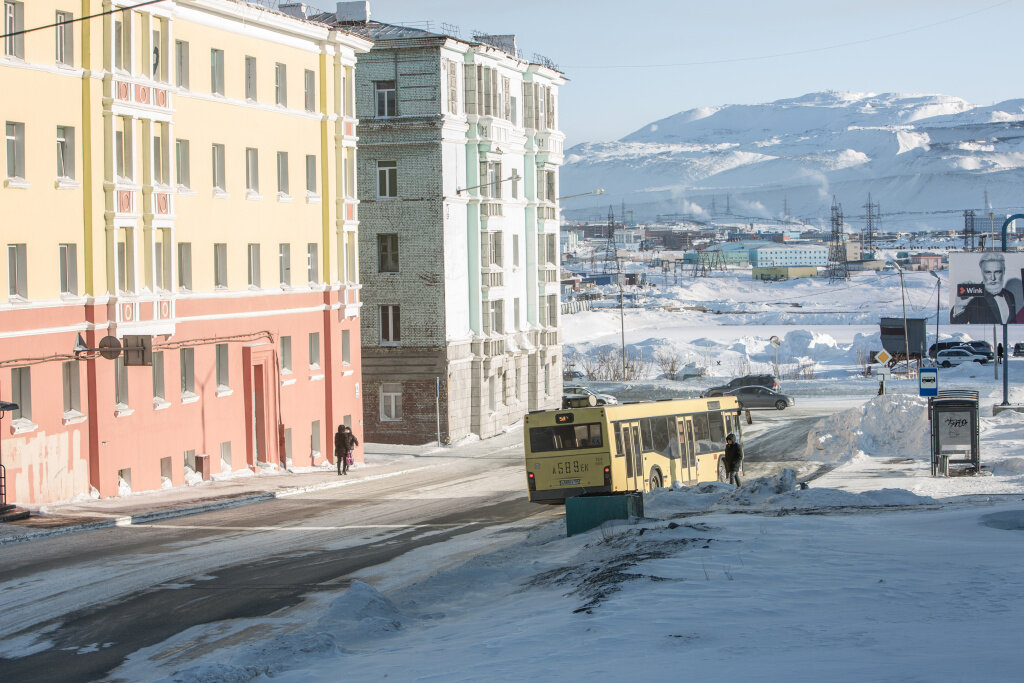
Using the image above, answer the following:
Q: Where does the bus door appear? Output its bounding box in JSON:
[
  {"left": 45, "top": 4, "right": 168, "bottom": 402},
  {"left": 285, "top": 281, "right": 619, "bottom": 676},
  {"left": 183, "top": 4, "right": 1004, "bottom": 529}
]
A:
[
  {"left": 620, "top": 421, "right": 643, "bottom": 491},
  {"left": 677, "top": 417, "right": 697, "bottom": 483}
]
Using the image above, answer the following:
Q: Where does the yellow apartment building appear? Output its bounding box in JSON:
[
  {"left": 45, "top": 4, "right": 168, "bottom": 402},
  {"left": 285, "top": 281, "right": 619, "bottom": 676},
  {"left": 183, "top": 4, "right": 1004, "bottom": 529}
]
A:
[{"left": 0, "top": 0, "right": 371, "bottom": 504}]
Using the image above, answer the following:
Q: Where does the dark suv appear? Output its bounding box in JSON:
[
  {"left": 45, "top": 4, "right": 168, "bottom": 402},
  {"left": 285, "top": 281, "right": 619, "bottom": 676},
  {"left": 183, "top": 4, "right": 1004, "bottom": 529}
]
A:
[
  {"left": 704, "top": 374, "right": 780, "bottom": 397},
  {"left": 1014, "top": 343, "right": 1024, "bottom": 358},
  {"left": 928, "top": 340, "right": 992, "bottom": 360}
]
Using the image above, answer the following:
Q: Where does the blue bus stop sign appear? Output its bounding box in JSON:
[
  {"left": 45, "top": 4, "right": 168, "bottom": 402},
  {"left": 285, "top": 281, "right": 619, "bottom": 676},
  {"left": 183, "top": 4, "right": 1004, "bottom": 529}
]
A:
[{"left": 920, "top": 368, "right": 938, "bottom": 397}]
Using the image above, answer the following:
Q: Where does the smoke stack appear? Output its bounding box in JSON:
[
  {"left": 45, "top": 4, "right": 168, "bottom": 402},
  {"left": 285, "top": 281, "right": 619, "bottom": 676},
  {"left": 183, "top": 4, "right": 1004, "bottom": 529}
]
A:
[{"left": 336, "top": 1, "right": 370, "bottom": 23}]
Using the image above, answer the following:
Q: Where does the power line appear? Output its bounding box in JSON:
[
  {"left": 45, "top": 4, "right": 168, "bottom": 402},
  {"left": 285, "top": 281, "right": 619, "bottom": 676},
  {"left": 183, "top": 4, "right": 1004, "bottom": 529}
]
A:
[
  {"left": 0, "top": 0, "right": 169, "bottom": 41},
  {"left": 564, "top": 0, "right": 1014, "bottom": 70}
]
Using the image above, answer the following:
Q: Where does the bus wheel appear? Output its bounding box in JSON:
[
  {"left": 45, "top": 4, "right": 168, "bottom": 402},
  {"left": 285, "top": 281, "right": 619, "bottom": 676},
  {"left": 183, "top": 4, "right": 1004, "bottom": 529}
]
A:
[
  {"left": 718, "top": 459, "right": 728, "bottom": 483},
  {"left": 649, "top": 470, "right": 662, "bottom": 490}
]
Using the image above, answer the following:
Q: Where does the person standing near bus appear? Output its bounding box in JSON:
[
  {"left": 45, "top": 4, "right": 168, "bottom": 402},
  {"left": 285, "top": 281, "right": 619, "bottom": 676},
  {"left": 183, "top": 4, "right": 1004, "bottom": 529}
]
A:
[
  {"left": 724, "top": 433, "right": 743, "bottom": 487},
  {"left": 339, "top": 425, "right": 358, "bottom": 475}
]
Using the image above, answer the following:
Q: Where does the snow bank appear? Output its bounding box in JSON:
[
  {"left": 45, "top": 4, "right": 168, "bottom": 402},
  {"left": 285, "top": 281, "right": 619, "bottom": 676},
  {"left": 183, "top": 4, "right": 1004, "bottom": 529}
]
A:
[{"left": 802, "top": 394, "right": 930, "bottom": 462}]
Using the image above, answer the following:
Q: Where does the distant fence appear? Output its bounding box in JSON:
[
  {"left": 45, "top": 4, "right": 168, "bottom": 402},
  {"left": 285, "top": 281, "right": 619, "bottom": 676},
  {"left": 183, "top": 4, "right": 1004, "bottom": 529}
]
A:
[{"left": 562, "top": 299, "right": 593, "bottom": 315}]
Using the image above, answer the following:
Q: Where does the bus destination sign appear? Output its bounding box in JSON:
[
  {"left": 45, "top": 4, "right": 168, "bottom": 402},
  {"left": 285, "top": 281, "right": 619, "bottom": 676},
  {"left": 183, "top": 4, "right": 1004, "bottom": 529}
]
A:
[{"left": 555, "top": 413, "right": 575, "bottom": 424}]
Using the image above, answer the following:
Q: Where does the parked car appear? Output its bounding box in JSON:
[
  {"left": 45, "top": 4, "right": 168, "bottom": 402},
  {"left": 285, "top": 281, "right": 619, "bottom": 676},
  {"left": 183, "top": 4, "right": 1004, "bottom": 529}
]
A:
[
  {"left": 725, "top": 386, "right": 795, "bottom": 410},
  {"left": 563, "top": 369, "right": 585, "bottom": 381},
  {"left": 704, "top": 374, "right": 780, "bottom": 397},
  {"left": 928, "top": 340, "right": 993, "bottom": 360},
  {"left": 936, "top": 348, "right": 989, "bottom": 367},
  {"left": 562, "top": 385, "right": 618, "bottom": 409},
  {"left": 1014, "top": 343, "right": 1024, "bottom": 358}
]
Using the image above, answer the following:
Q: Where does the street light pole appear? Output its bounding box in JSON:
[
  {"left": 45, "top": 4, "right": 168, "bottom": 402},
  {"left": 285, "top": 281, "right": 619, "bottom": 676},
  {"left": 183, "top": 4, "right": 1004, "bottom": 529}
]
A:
[
  {"left": 929, "top": 270, "right": 941, "bottom": 358},
  {"left": 617, "top": 256, "right": 627, "bottom": 380},
  {"left": 893, "top": 262, "right": 911, "bottom": 377}
]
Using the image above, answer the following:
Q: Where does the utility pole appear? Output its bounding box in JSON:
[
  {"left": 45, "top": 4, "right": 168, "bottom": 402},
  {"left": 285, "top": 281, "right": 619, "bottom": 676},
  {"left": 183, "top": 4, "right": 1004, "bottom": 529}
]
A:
[
  {"left": 827, "top": 197, "right": 850, "bottom": 282},
  {"left": 861, "top": 193, "right": 879, "bottom": 258}
]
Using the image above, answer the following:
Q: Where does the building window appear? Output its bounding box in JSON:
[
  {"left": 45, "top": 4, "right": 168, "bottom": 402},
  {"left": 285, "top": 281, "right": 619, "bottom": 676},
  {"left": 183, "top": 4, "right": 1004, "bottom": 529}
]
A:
[
  {"left": 10, "top": 366, "right": 30, "bottom": 422},
  {"left": 244, "top": 55, "right": 257, "bottom": 101},
  {"left": 378, "top": 234, "right": 398, "bottom": 273},
  {"left": 377, "top": 160, "right": 397, "bottom": 198},
  {"left": 247, "top": 243, "right": 260, "bottom": 287},
  {"left": 489, "top": 231, "right": 504, "bottom": 267},
  {"left": 446, "top": 59, "right": 458, "bottom": 114},
  {"left": 180, "top": 347, "right": 195, "bottom": 396},
  {"left": 511, "top": 168, "right": 519, "bottom": 199},
  {"left": 220, "top": 440, "right": 232, "bottom": 471},
  {"left": 380, "top": 305, "right": 400, "bottom": 344},
  {"left": 5, "top": 121, "right": 25, "bottom": 179},
  {"left": 211, "top": 143, "right": 225, "bottom": 192},
  {"left": 151, "top": 20, "right": 167, "bottom": 82},
  {"left": 177, "top": 242, "right": 192, "bottom": 290},
  {"left": 374, "top": 80, "right": 396, "bottom": 117},
  {"left": 114, "top": 117, "right": 132, "bottom": 181},
  {"left": 342, "top": 329, "right": 351, "bottom": 365},
  {"left": 488, "top": 375, "right": 496, "bottom": 412},
  {"left": 311, "top": 420, "right": 321, "bottom": 457},
  {"left": 514, "top": 298, "right": 521, "bottom": 330},
  {"left": 216, "top": 343, "right": 229, "bottom": 389},
  {"left": 4, "top": 1, "right": 24, "bottom": 58},
  {"left": 305, "top": 154, "right": 317, "bottom": 194},
  {"left": 344, "top": 148, "right": 355, "bottom": 198},
  {"left": 7, "top": 243, "right": 26, "bottom": 299},
  {"left": 280, "top": 335, "right": 292, "bottom": 373},
  {"left": 490, "top": 300, "right": 505, "bottom": 334},
  {"left": 304, "top": 69, "right": 315, "bottom": 112},
  {"left": 62, "top": 361, "right": 80, "bottom": 414},
  {"left": 515, "top": 366, "right": 522, "bottom": 400},
  {"left": 278, "top": 243, "right": 291, "bottom": 286},
  {"left": 275, "top": 63, "right": 287, "bottom": 106},
  {"left": 306, "top": 243, "right": 318, "bottom": 283},
  {"left": 512, "top": 234, "right": 520, "bottom": 267},
  {"left": 308, "top": 332, "right": 320, "bottom": 369},
  {"left": 276, "top": 151, "right": 288, "bottom": 195},
  {"left": 59, "top": 243, "right": 77, "bottom": 295},
  {"left": 547, "top": 293, "right": 558, "bottom": 327},
  {"left": 210, "top": 48, "right": 224, "bottom": 95},
  {"left": 114, "top": 357, "right": 129, "bottom": 409},
  {"left": 214, "top": 243, "right": 227, "bottom": 289},
  {"left": 381, "top": 383, "right": 402, "bottom": 420},
  {"left": 55, "top": 11, "right": 73, "bottom": 66},
  {"left": 175, "top": 40, "right": 189, "bottom": 88},
  {"left": 245, "top": 147, "right": 259, "bottom": 193},
  {"left": 175, "top": 139, "right": 190, "bottom": 188},
  {"left": 152, "top": 125, "right": 168, "bottom": 185},
  {"left": 154, "top": 236, "right": 166, "bottom": 291},
  {"left": 113, "top": 10, "right": 130, "bottom": 71},
  {"left": 152, "top": 351, "right": 165, "bottom": 401}
]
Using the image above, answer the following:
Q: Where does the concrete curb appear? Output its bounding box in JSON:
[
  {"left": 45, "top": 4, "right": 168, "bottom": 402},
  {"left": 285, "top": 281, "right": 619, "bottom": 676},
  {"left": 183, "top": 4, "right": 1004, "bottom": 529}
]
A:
[{"left": 0, "top": 465, "right": 437, "bottom": 547}]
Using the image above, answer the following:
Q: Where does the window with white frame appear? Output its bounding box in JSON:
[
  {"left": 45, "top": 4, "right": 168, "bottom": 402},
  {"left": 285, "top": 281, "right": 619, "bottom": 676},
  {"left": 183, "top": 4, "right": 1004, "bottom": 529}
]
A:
[
  {"left": 280, "top": 335, "right": 292, "bottom": 373},
  {"left": 10, "top": 366, "right": 30, "bottom": 422},
  {"left": 305, "top": 154, "right": 317, "bottom": 194},
  {"left": 6, "top": 121, "right": 25, "bottom": 179},
  {"left": 115, "top": 357, "right": 129, "bottom": 409},
  {"left": 342, "top": 329, "right": 350, "bottom": 365},
  {"left": 56, "top": 126, "right": 75, "bottom": 180},
  {"left": 514, "top": 297, "right": 520, "bottom": 330},
  {"left": 276, "top": 151, "right": 288, "bottom": 195},
  {"left": 374, "top": 80, "right": 396, "bottom": 117},
  {"left": 175, "top": 40, "right": 189, "bottom": 88},
  {"left": 275, "top": 63, "right": 287, "bottom": 106},
  {"left": 547, "top": 293, "right": 558, "bottom": 327},
  {"left": 381, "top": 382, "right": 402, "bottom": 420},
  {"left": 62, "top": 360, "right": 80, "bottom": 414},
  {"left": 175, "top": 138, "right": 190, "bottom": 188},
  {"left": 512, "top": 234, "right": 520, "bottom": 267},
  {"left": 378, "top": 234, "right": 398, "bottom": 273},
  {"left": 377, "top": 160, "right": 397, "bottom": 198},
  {"left": 310, "top": 420, "right": 320, "bottom": 457},
  {"left": 247, "top": 243, "right": 260, "bottom": 287},
  {"left": 55, "top": 11, "right": 73, "bottom": 66},
  {"left": 116, "top": 232, "right": 135, "bottom": 293},
  {"left": 211, "top": 143, "right": 225, "bottom": 191},
  {"left": 8, "top": 243, "right": 26, "bottom": 299},
  {"left": 5, "top": 1, "right": 24, "bottom": 58},
  {"left": 210, "top": 48, "right": 224, "bottom": 95},
  {"left": 278, "top": 243, "right": 291, "bottom": 286},
  {"left": 546, "top": 233, "right": 557, "bottom": 265},
  {"left": 489, "top": 231, "right": 504, "bottom": 267},
  {"left": 308, "top": 332, "right": 320, "bottom": 369},
  {"left": 344, "top": 148, "right": 355, "bottom": 198},
  {"left": 307, "top": 242, "right": 318, "bottom": 283},
  {"left": 214, "top": 243, "right": 227, "bottom": 288},
  {"left": 244, "top": 56, "right": 257, "bottom": 101},
  {"left": 245, "top": 147, "right": 259, "bottom": 193},
  {"left": 151, "top": 19, "right": 167, "bottom": 82},
  {"left": 380, "top": 305, "right": 400, "bottom": 344},
  {"left": 152, "top": 351, "right": 165, "bottom": 401},
  {"left": 304, "top": 69, "right": 315, "bottom": 112},
  {"left": 479, "top": 161, "right": 502, "bottom": 198},
  {"left": 510, "top": 167, "right": 519, "bottom": 199},
  {"left": 446, "top": 60, "right": 458, "bottom": 114},
  {"left": 177, "top": 242, "right": 192, "bottom": 290},
  {"left": 488, "top": 375, "right": 496, "bottom": 412},
  {"left": 154, "top": 236, "right": 165, "bottom": 290},
  {"left": 113, "top": 10, "right": 128, "bottom": 71},
  {"left": 180, "top": 347, "right": 195, "bottom": 396},
  {"left": 59, "top": 243, "right": 77, "bottom": 295},
  {"left": 152, "top": 125, "right": 169, "bottom": 185},
  {"left": 216, "top": 343, "right": 229, "bottom": 389},
  {"left": 115, "top": 116, "right": 132, "bottom": 181}
]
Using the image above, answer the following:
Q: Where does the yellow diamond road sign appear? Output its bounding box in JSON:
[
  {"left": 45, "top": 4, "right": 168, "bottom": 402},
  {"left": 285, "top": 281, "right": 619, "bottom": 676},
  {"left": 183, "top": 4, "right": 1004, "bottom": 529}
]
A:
[{"left": 876, "top": 350, "right": 892, "bottom": 364}]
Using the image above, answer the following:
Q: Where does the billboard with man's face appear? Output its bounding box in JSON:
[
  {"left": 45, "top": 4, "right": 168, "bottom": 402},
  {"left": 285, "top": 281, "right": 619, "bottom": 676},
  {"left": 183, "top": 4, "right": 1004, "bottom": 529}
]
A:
[{"left": 948, "top": 252, "right": 1024, "bottom": 325}]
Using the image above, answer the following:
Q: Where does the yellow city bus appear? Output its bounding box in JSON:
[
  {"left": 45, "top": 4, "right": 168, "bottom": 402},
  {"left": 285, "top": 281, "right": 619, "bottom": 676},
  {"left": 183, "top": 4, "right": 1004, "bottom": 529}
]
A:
[{"left": 524, "top": 397, "right": 743, "bottom": 504}]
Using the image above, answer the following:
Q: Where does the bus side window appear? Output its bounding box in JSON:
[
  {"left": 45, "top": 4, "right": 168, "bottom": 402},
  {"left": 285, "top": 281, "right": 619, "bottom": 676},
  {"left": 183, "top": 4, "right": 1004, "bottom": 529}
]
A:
[{"left": 614, "top": 423, "right": 624, "bottom": 456}]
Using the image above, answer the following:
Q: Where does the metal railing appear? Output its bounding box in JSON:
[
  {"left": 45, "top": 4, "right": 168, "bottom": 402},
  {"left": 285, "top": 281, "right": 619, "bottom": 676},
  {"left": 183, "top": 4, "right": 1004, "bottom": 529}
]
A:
[{"left": 0, "top": 463, "right": 6, "bottom": 506}]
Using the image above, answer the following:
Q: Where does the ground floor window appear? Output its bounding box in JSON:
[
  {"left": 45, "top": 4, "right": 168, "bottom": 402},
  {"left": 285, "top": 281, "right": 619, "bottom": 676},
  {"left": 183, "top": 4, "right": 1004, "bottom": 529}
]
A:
[{"left": 381, "top": 382, "right": 402, "bottom": 420}]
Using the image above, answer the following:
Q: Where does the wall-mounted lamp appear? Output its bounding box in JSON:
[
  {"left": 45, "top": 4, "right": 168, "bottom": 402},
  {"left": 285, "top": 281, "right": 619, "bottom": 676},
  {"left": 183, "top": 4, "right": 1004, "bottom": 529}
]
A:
[
  {"left": 557, "top": 188, "right": 604, "bottom": 201},
  {"left": 456, "top": 172, "right": 522, "bottom": 196}
]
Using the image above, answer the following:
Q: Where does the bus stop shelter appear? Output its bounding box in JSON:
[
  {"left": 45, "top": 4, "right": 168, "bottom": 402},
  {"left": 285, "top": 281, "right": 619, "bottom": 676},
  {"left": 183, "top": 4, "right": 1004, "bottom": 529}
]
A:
[{"left": 928, "top": 390, "right": 980, "bottom": 476}]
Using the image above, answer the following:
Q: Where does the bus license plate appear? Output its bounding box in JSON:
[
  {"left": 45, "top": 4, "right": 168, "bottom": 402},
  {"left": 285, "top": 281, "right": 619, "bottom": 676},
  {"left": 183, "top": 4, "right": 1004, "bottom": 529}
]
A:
[{"left": 560, "top": 479, "right": 581, "bottom": 486}]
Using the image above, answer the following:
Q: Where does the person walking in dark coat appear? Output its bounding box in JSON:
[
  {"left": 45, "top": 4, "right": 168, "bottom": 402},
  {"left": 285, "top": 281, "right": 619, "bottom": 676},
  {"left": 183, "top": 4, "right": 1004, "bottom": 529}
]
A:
[
  {"left": 724, "top": 433, "right": 743, "bottom": 487},
  {"left": 339, "top": 425, "right": 358, "bottom": 475},
  {"left": 334, "top": 425, "right": 346, "bottom": 475}
]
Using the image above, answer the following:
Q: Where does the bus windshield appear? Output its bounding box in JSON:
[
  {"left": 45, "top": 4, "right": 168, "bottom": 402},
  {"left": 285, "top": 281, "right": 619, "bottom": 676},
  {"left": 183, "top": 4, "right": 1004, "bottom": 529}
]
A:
[{"left": 529, "top": 423, "right": 604, "bottom": 453}]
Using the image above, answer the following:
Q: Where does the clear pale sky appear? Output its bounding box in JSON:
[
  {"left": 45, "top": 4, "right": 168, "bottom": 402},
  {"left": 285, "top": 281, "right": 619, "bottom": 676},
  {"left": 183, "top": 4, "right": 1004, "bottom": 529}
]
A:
[{"left": 362, "top": 0, "right": 1021, "bottom": 147}]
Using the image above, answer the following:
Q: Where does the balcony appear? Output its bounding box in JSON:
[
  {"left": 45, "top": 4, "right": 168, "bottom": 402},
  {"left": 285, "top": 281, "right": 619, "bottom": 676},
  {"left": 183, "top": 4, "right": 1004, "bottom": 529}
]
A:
[
  {"left": 540, "top": 330, "right": 560, "bottom": 346},
  {"left": 538, "top": 266, "right": 558, "bottom": 284},
  {"left": 482, "top": 337, "right": 505, "bottom": 356},
  {"left": 538, "top": 205, "right": 557, "bottom": 221},
  {"left": 481, "top": 201, "right": 503, "bottom": 217},
  {"left": 483, "top": 270, "right": 504, "bottom": 288}
]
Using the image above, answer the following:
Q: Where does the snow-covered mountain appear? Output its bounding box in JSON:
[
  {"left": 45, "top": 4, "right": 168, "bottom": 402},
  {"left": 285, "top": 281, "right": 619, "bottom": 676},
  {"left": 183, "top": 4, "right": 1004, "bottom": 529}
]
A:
[{"left": 560, "top": 92, "right": 1024, "bottom": 229}]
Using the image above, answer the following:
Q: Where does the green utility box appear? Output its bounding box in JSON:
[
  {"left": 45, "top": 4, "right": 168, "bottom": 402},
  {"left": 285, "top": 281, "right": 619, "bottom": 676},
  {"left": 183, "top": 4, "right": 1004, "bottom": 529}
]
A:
[{"left": 565, "top": 493, "right": 644, "bottom": 537}]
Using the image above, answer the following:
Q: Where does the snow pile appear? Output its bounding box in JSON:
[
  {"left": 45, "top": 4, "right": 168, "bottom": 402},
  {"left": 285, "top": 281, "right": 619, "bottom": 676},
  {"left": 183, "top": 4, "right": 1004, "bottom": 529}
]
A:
[
  {"left": 802, "top": 394, "right": 930, "bottom": 462},
  {"left": 318, "top": 580, "right": 403, "bottom": 635}
]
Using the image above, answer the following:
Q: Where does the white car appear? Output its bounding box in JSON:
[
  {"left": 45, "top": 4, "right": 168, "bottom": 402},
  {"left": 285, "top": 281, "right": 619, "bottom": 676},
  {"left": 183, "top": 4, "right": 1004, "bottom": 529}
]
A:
[
  {"left": 562, "top": 385, "right": 618, "bottom": 409},
  {"left": 936, "top": 348, "right": 988, "bottom": 367}
]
